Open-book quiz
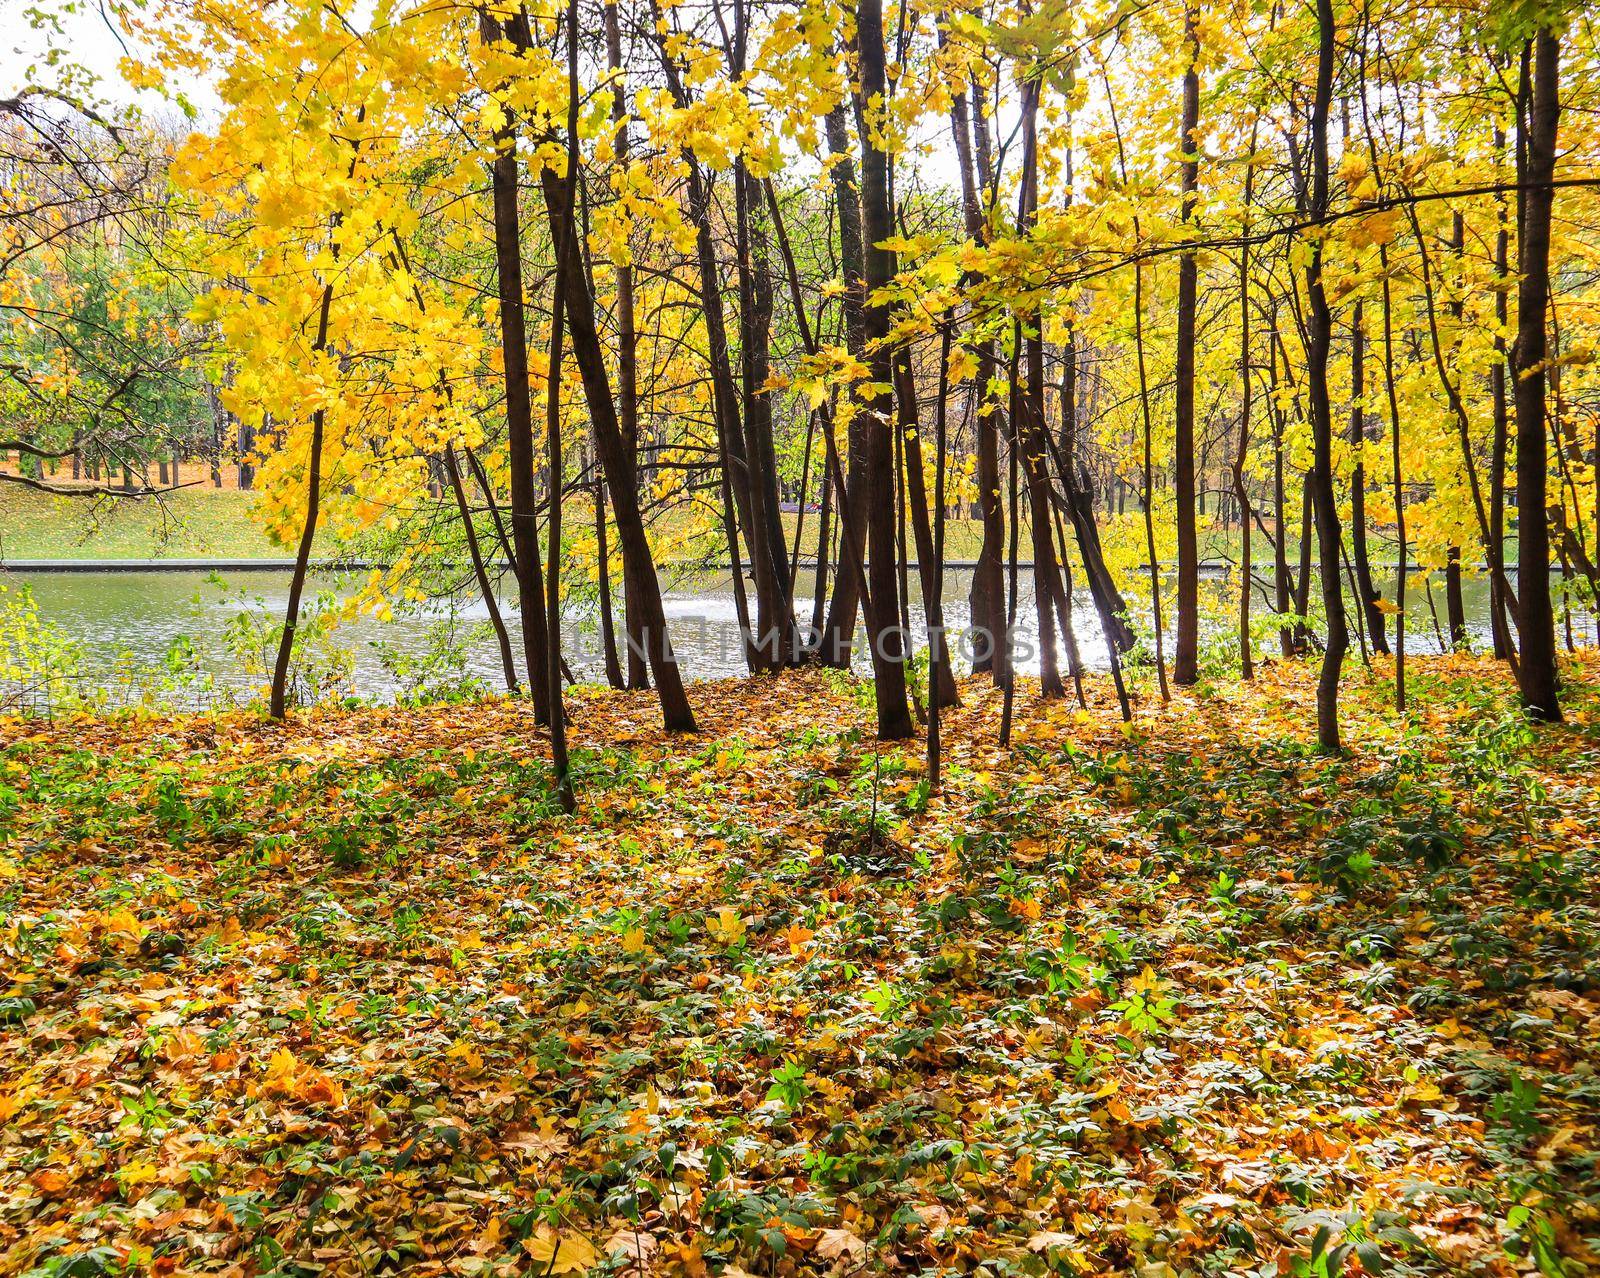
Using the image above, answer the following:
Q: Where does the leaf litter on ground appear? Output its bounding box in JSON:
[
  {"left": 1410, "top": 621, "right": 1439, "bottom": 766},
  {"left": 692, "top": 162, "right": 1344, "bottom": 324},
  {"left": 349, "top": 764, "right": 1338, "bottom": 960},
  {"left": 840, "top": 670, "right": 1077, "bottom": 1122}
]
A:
[{"left": 1, "top": 655, "right": 1597, "bottom": 1276}]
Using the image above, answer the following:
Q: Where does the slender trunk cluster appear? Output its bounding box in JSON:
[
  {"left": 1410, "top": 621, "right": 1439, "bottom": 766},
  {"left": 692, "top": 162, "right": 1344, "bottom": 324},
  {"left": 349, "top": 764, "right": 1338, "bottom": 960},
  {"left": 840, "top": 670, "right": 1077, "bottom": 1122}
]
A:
[{"left": 257, "top": 0, "right": 1580, "bottom": 775}]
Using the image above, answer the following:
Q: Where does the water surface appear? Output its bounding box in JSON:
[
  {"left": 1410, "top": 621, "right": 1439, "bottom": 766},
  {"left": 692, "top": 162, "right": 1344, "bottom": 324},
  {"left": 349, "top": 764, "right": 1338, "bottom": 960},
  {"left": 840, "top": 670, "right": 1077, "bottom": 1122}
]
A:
[{"left": 2, "top": 563, "right": 1513, "bottom": 709}]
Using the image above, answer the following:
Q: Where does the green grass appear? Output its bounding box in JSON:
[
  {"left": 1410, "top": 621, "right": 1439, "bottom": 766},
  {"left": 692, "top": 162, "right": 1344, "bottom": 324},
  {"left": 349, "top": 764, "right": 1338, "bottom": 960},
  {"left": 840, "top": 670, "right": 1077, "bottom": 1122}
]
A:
[
  {"left": 0, "top": 482, "right": 1505, "bottom": 571},
  {"left": 0, "top": 487, "right": 282, "bottom": 560}
]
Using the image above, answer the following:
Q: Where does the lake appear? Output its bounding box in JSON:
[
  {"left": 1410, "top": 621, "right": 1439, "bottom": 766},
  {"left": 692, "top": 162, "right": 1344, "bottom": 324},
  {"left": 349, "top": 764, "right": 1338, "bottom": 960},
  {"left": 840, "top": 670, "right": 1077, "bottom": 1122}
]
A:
[{"left": 0, "top": 562, "right": 1523, "bottom": 709}]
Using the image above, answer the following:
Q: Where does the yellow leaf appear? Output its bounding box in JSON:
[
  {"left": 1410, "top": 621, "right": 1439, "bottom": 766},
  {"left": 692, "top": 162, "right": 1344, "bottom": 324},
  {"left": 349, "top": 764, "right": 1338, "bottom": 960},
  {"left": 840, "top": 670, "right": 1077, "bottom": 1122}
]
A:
[
  {"left": 707, "top": 907, "right": 747, "bottom": 946},
  {"left": 447, "top": 1040, "right": 486, "bottom": 1075},
  {"left": 522, "top": 1228, "right": 601, "bottom": 1273}
]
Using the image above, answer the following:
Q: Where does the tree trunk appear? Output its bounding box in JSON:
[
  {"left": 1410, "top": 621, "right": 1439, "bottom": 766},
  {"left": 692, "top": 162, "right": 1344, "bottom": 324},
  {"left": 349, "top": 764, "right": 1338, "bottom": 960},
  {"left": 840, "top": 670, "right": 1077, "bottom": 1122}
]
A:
[
  {"left": 945, "top": 40, "right": 1006, "bottom": 681},
  {"left": 1357, "top": 48, "right": 1408, "bottom": 706},
  {"left": 1137, "top": 255, "right": 1170, "bottom": 696},
  {"left": 270, "top": 273, "right": 333, "bottom": 719},
  {"left": 1348, "top": 307, "right": 1388, "bottom": 652},
  {"left": 810, "top": 440, "right": 832, "bottom": 640},
  {"left": 537, "top": 163, "right": 697, "bottom": 732},
  {"left": 1445, "top": 547, "right": 1467, "bottom": 649},
  {"left": 446, "top": 445, "right": 520, "bottom": 695},
  {"left": 854, "top": 0, "right": 914, "bottom": 739},
  {"left": 604, "top": 0, "right": 649, "bottom": 690},
  {"left": 1172, "top": 1, "right": 1202, "bottom": 685},
  {"left": 928, "top": 324, "right": 952, "bottom": 786},
  {"left": 482, "top": 8, "right": 552, "bottom": 724},
  {"left": 1490, "top": 123, "right": 1514, "bottom": 663},
  {"left": 1379, "top": 261, "right": 1408, "bottom": 709},
  {"left": 894, "top": 348, "right": 959, "bottom": 707},
  {"left": 1234, "top": 105, "right": 1259, "bottom": 680},
  {"left": 1054, "top": 395, "right": 1133, "bottom": 717},
  {"left": 735, "top": 162, "right": 795, "bottom": 666},
  {"left": 820, "top": 103, "right": 872, "bottom": 669},
  {"left": 1018, "top": 79, "right": 1067, "bottom": 700},
  {"left": 1269, "top": 332, "right": 1294, "bottom": 656},
  {"left": 238, "top": 416, "right": 254, "bottom": 491},
  {"left": 1514, "top": 29, "right": 1562, "bottom": 720},
  {"left": 595, "top": 472, "right": 625, "bottom": 689},
  {"left": 271, "top": 117, "right": 364, "bottom": 719},
  {"left": 1305, "top": 0, "right": 1349, "bottom": 750},
  {"left": 763, "top": 177, "right": 878, "bottom": 687},
  {"left": 544, "top": 0, "right": 580, "bottom": 813}
]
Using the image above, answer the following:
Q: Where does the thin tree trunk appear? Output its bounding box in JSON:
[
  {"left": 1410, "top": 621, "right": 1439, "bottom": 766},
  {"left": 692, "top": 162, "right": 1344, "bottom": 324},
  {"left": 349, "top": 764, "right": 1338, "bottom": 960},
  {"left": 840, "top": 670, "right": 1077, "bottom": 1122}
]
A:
[
  {"left": 446, "top": 446, "right": 519, "bottom": 695},
  {"left": 928, "top": 322, "right": 952, "bottom": 788},
  {"left": 734, "top": 157, "right": 794, "bottom": 667},
  {"left": 1018, "top": 79, "right": 1067, "bottom": 700},
  {"left": 895, "top": 347, "right": 959, "bottom": 707},
  {"left": 1445, "top": 547, "right": 1467, "bottom": 649},
  {"left": 999, "top": 342, "right": 1022, "bottom": 746},
  {"left": 1490, "top": 122, "right": 1514, "bottom": 662},
  {"left": 270, "top": 116, "right": 364, "bottom": 719},
  {"left": 820, "top": 103, "right": 872, "bottom": 669},
  {"left": 545, "top": 0, "right": 578, "bottom": 810},
  {"left": 1235, "top": 107, "right": 1259, "bottom": 680},
  {"left": 1348, "top": 306, "right": 1388, "bottom": 652},
  {"left": 482, "top": 10, "right": 552, "bottom": 724},
  {"left": 762, "top": 177, "right": 878, "bottom": 681},
  {"left": 650, "top": 11, "right": 781, "bottom": 669},
  {"left": 1270, "top": 332, "right": 1293, "bottom": 656},
  {"left": 811, "top": 437, "right": 832, "bottom": 639},
  {"left": 945, "top": 37, "right": 1006, "bottom": 681},
  {"left": 604, "top": 0, "right": 649, "bottom": 690},
  {"left": 238, "top": 417, "right": 254, "bottom": 490},
  {"left": 1404, "top": 197, "right": 1520, "bottom": 649},
  {"left": 1357, "top": 33, "right": 1406, "bottom": 708},
  {"left": 1172, "top": 1, "right": 1202, "bottom": 685},
  {"left": 1138, "top": 264, "right": 1169, "bottom": 697},
  {"left": 790, "top": 407, "right": 817, "bottom": 596},
  {"left": 270, "top": 272, "right": 335, "bottom": 719},
  {"left": 594, "top": 470, "right": 624, "bottom": 689},
  {"left": 1051, "top": 502, "right": 1087, "bottom": 707},
  {"left": 1295, "top": 470, "right": 1313, "bottom": 649}
]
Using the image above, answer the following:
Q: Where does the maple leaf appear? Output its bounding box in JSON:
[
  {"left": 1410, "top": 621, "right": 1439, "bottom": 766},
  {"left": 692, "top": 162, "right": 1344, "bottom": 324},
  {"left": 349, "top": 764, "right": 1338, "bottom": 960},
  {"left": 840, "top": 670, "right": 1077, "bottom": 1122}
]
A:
[
  {"left": 522, "top": 1228, "right": 601, "bottom": 1273},
  {"left": 813, "top": 1227, "right": 867, "bottom": 1267},
  {"left": 605, "top": 1227, "right": 659, "bottom": 1273},
  {"left": 706, "top": 906, "right": 747, "bottom": 946}
]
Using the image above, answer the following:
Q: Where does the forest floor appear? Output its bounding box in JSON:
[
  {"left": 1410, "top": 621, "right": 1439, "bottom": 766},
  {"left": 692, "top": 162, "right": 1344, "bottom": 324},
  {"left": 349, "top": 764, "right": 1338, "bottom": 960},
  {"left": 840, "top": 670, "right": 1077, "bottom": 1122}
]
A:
[{"left": 2, "top": 657, "right": 1598, "bottom": 1277}]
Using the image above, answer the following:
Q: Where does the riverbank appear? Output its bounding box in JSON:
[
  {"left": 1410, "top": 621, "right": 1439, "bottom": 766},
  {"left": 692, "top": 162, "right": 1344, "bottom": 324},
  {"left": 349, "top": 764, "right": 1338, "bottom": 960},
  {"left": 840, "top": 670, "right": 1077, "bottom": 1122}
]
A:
[
  {"left": 2, "top": 658, "right": 1596, "bottom": 1275},
  {"left": 5, "top": 485, "right": 1323, "bottom": 567},
  {"left": 0, "top": 487, "right": 283, "bottom": 560}
]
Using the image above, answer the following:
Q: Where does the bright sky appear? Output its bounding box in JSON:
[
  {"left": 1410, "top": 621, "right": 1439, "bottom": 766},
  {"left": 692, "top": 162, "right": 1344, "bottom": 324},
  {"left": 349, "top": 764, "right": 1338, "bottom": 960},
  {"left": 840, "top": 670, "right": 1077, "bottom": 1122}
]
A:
[
  {"left": 3, "top": 0, "right": 219, "bottom": 118},
  {"left": 2, "top": 0, "right": 1004, "bottom": 196}
]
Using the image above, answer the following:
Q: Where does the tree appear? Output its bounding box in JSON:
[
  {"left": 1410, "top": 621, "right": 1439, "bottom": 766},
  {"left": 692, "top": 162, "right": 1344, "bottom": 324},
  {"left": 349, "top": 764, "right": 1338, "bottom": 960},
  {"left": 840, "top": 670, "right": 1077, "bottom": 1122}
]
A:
[
  {"left": 1514, "top": 28, "right": 1563, "bottom": 721},
  {"left": 852, "top": 0, "right": 915, "bottom": 740},
  {"left": 1172, "top": 1, "right": 1202, "bottom": 687},
  {"left": 1303, "top": 0, "right": 1350, "bottom": 751}
]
